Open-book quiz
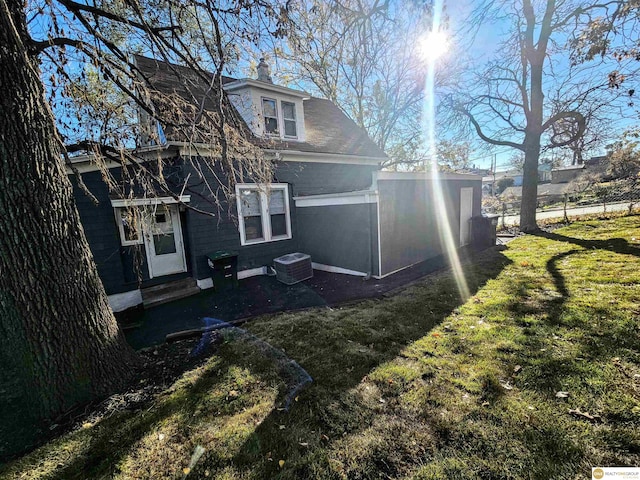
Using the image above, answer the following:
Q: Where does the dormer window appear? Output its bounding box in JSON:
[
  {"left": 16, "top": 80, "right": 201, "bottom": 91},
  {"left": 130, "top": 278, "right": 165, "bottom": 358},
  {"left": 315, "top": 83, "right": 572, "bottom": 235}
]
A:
[
  {"left": 225, "top": 79, "right": 307, "bottom": 141},
  {"left": 282, "top": 101, "right": 297, "bottom": 138},
  {"left": 261, "top": 97, "right": 299, "bottom": 139},
  {"left": 262, "top": 98, "right": 279, "bottom": 134}
]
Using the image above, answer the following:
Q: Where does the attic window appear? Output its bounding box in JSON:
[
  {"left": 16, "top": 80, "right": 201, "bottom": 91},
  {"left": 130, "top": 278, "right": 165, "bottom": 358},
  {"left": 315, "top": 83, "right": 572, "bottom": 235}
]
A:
[
  {"left": 282, "top": 101, "right": 297, "bottom": 138},
  {"left": 262, "top": 98, "right": 278, "bottom": 134}
]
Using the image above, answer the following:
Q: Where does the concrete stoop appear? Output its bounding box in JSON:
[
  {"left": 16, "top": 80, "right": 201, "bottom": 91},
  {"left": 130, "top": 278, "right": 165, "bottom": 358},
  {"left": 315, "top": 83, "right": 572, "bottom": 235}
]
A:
[{"left": 141, "top": 277, "right": 200, "bottom": 309}]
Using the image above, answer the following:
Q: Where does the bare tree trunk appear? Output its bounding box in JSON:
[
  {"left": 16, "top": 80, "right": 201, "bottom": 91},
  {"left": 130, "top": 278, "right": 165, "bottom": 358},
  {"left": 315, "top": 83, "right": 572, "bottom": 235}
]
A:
[
  {"left": 520, "top": 136, "right": 541, "bottom": 232},
  {"left": 0, "top": 0, "right": 135, "bottom": 458}
]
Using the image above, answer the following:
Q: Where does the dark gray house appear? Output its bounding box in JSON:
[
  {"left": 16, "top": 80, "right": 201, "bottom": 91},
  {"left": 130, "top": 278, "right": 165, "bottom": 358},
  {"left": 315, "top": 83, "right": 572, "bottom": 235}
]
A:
[{"left": 67, "top": 56, "right": 483, "bottom": 312}]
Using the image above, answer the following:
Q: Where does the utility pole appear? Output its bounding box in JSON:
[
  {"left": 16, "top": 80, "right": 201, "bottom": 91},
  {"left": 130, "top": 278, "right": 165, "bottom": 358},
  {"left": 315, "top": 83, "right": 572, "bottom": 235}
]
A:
[{"left": 491, "top": 154, "right": 496, "bottom": 196}]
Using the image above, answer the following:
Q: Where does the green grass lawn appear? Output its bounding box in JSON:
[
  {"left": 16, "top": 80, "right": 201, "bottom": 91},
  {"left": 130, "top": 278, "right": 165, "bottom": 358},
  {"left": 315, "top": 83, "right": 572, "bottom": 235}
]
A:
[{"left": 3, "top": 216, "right": 640, "bottom": 479}]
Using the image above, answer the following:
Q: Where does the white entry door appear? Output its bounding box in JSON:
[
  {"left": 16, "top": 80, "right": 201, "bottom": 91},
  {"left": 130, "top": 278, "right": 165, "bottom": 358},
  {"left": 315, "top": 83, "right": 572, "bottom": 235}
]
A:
[
  {"left": 143, "top": 204, "right": 187, "bottom": 278},
  {"left": 460, "top": 187, "right": 474, "bottom": 247}
]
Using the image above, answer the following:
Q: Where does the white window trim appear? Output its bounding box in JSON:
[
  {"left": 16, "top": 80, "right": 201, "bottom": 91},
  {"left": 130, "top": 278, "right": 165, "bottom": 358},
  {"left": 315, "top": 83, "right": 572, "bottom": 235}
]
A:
[
  {"left": 261, "top": 97, "right": 279, "bottom": 136},
  {"left": 281, "top": 100, "right": 298, "bottom": 139},
  {"left": 114, "top": 207, "right": 144, "bottom": 246},
  {"left": 235, "top": 183, "right": 292, "bottom": 246},
  {"left": 111, "top": 196, "right": 190, "bottom": 247},
  {"left": 110, "top": 195, "right": 190, "bottom": 208},
  {"left": 261, "top": 97, "right": 299, "bottom": 140}
]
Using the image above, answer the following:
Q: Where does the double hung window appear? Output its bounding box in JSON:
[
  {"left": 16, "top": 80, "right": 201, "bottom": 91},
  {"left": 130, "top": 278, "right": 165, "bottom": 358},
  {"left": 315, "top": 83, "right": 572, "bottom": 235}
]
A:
[
  {"left": 281, "top": 101, "right": 297, "bottom": 137},
  {"left": 236, "top": 184, "right": 291, "bottom": 245},
  {"left": 261, "top": 98, "right": 298, "bottom": 139},
  {"left": 262, "top": 98, "right": 279, "bottom": 135}
]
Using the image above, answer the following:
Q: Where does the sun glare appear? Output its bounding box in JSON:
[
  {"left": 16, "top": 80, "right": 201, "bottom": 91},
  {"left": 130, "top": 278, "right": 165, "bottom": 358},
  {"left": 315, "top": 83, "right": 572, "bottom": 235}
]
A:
[
  {"left": 419, "top": 30, "right": 448, "bottom": 61},
  {"left": 422, "top": 0, "right": 470, "bottom": 302}
]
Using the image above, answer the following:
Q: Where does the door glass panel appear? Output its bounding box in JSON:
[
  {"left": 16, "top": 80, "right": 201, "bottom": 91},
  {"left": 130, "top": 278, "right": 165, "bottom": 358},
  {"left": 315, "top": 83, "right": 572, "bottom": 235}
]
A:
[
  {"left": 145, "top": 205, "right": 178, "bottom": 255},
  {"left": 153, "top": 233, "right": 177, "bottom": 255}
]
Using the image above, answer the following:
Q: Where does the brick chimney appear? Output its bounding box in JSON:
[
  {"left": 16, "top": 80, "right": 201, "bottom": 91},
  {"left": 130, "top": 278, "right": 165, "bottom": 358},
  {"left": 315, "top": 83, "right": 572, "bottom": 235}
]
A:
[{"left": 256, "top": 57, "right": 273, "bottom": 83}]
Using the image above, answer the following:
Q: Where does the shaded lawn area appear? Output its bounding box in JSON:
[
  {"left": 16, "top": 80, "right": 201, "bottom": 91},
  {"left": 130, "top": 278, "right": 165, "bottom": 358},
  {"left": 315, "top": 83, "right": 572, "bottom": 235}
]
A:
[{"left": 3, "top": 216, "right": 640, "bottom": 479}]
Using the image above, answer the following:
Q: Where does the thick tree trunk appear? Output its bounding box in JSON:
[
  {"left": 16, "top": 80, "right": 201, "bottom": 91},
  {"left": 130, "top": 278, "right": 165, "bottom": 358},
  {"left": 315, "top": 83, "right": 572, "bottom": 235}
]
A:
[
  {"left": 520, "top": 136, "right": 541, "bottom": 232},
  {"left": 0, "top": 0, "right": 135, "bottom": 458}
]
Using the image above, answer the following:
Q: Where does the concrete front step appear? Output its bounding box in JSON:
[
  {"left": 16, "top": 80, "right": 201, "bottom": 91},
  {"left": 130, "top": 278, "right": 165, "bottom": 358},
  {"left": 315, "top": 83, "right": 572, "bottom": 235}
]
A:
[{"left": 142, "top": 277, "right": 200, "bottom": 309}]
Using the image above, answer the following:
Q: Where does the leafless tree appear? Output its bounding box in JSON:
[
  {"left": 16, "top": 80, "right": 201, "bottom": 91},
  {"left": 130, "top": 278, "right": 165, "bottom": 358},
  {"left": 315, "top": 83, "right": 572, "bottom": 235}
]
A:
[
  {"left": 280, "top": 0, "right": 441, "bottom": 168},
  {"left": 444, "top": 0, "right": 631, "bottom": 231}
]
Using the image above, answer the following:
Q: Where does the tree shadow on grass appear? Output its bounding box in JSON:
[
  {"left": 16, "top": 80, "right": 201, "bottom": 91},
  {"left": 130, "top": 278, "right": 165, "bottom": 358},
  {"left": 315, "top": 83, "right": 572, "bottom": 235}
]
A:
[
  {"left": 524, "top": 230, "right": 640, "bottom": 327},
  {"left": 503, "top": 228, "right": 640, "bottom": 395},
  {"left": 0, "top": 247, "right": 512, "bottom": 480},
  {"left": 533, "top": 231, "right": 640, "bottom": 259},
  {"left": 0, "top": 339, "right": 287, "bottom": 479},
  {"left": 229, "top": 248, "right": 513, "bottom": 479}
]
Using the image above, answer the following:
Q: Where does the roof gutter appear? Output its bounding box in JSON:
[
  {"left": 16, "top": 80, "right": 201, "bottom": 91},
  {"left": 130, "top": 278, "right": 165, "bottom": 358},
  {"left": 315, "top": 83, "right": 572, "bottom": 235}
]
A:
[{"left": 264, "top": 149, "right": 385, "bottom": 166}]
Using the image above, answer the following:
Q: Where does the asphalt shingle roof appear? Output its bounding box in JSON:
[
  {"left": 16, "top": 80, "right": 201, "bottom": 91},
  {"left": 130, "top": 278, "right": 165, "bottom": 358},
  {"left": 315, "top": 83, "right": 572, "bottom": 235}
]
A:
[{"left": 135, "top": 55, "right": 387, "bottom": 160}]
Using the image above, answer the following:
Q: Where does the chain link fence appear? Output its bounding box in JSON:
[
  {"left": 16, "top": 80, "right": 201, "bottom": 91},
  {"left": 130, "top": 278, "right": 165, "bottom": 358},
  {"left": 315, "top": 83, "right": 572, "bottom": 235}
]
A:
[{"left": 483, "top": 176, "right": 640, "bottom": 227}]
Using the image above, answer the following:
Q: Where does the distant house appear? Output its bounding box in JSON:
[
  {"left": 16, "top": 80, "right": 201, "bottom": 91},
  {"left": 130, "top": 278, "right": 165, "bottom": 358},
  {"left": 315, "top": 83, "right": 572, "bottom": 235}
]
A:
[
  {"left": 551, "top": 164, "right": 585, "bottom": 184},
  {"left": 66, "top": 56, "right": 484, "bottom": 312},
  {"left": 538, "top": 163, "right": 552, "bottom": 182},
  {"left": 456, "top": 167, "right": 492, "bottom": 177},
  {"left": 501, "top": 183, "right": 569, "bottom": 207},
  {"left": 482, "top": 169, "right": 523, "bottom": 195},
  {"left": 584, "top": 155, "right": 610, "bottom": 178}
]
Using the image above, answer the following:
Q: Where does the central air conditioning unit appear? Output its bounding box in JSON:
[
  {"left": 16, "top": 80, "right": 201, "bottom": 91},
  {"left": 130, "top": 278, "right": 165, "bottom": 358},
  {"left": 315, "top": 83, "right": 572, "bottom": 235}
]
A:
[{"left": 273, "top": 252, "right": 313, "bottom": 285}]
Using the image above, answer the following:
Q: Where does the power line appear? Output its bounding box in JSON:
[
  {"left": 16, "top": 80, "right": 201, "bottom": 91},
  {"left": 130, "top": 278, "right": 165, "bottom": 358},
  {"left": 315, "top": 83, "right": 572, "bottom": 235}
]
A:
[{"left": 469, "top": 148, "right": 515, "bottom": 163}]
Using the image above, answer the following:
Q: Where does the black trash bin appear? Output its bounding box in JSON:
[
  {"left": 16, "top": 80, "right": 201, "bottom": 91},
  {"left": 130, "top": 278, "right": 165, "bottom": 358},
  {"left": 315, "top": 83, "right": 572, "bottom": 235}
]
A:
[
  {"left": 470, "top": 215, "right": 498, "bottom": 249},
  {"left": 205, "top": 250, "right": 239, "bottom": 291}
]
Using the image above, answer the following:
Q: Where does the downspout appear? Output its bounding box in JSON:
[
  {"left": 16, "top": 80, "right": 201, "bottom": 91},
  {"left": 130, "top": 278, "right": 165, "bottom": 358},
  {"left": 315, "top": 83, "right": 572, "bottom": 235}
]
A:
[
  {"left": 365, "top": 201, "right": 373, "bottom": 280},
  {"left": 366, "top": 172, "right": 380, "bottom": 280}
]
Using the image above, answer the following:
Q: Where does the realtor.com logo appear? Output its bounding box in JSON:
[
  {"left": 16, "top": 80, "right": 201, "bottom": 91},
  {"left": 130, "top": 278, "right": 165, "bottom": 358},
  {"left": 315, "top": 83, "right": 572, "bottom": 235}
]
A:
[{"left": 593, "top": 467, "right": 640, "bottom": 479}]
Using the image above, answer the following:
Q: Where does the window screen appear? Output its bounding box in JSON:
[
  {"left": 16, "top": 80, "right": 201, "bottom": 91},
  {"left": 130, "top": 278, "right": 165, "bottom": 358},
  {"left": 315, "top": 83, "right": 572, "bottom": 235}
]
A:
[
  {"left": 269, "top": 189, "right": 287, "bottom": 237},
  {"left": 240, "top": 189, "right": 264, "bottom": 240},
  {"left": 282, "top": 101, "right": 297, "bottom": 137},
  {"left": 262, "top": 98, "right": 278, "bottom": 134}
]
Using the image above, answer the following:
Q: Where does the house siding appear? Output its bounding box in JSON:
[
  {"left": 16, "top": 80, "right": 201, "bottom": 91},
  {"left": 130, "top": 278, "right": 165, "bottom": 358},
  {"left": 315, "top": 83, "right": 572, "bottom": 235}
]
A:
[
  {"left": 185, "top": 159, "right": 379, "bottom": 277},
  {"left": 70, "top": 169, "right": 152, "bottom": 295},
  {"left": 377, "top": 179, "right": 481, "bottom": 276},
  {"left": 296, "top": 203, "right": 377, "bottom": 275},
  {"left": 551, "top": 167, "right": 584, "bottom": 184},
  {"left": 181, "top": 160, "right": 301, "bottom": 279},
  {"left": 275, "top": 161, "right": 379, "bottom": 196},
  {"left": 70, "top": 157, "right": 381, "bottom": 295}
]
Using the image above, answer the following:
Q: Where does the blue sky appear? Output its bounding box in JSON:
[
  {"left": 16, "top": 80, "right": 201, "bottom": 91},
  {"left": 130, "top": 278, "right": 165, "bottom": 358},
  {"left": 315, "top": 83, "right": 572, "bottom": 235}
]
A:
[
  {"left": 440, "top": 0, "right": 638, "bottom": 171},
  {"left": 28, "top": 0, "right": 637, "bottom": 170}
]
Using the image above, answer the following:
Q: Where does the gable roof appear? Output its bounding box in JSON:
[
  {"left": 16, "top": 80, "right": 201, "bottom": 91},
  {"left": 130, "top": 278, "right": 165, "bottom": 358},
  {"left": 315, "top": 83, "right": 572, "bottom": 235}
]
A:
[{"left": 134, "top": 55, "right": 387, "bottom": 160}]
